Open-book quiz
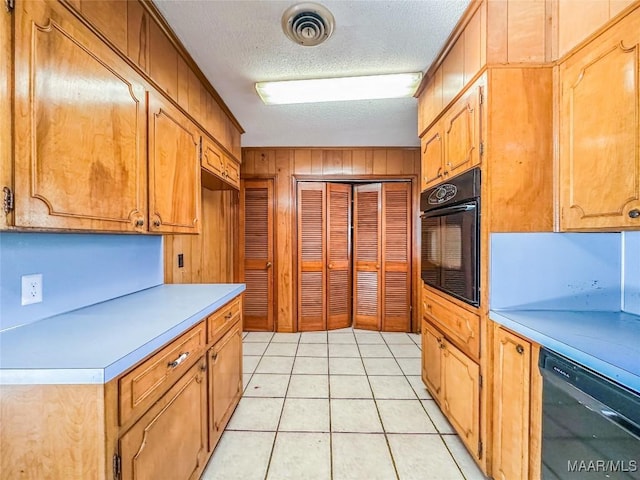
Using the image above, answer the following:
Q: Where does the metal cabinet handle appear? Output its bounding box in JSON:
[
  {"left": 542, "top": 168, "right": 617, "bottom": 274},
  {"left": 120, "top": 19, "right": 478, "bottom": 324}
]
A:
[
  {"left": 212, "top": 352, "right": 218, "bottom": 361},
  {"left": 168, "top": 352, "right": 189, "bottom": 368},
  {"left": 153, "top": 220, "right": 161, "bottom": 227},
  {"left": 629, "top": 209, "right": 640, "bottom": 219},
  {"left": 426, "top": 303, "right": 432, "bottom": 311},
  {"left": 135, "top": 219, "right": 144, "bottom": 227},
  {"left": 225, "top": 312, "right": 233, "bottom": 320},
  {"left": 516, "top": 344, "right": 525, "bottom": 355}
]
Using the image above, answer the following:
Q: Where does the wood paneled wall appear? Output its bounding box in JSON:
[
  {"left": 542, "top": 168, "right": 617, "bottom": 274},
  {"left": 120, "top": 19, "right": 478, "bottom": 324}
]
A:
[
  {"left": 164, "top": 188, "right": 238, "bottom": 284},
  {"left": 241, "top": 147, "right": 420, "bottom": 333}
]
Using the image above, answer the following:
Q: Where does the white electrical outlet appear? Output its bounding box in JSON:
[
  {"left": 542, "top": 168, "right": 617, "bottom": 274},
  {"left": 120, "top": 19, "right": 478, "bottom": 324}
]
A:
[{"left": 21, "top": 273, "right": 43, "bottom": 306}]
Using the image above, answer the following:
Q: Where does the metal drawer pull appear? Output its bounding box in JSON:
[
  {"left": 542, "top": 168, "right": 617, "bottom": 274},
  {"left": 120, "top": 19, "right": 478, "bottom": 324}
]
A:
[
  {"left": 225, "top": 312, "right": 233, "bottom": 320},
  {"left": 168, "top": 352, "right": 190, "bottom": 368},
  {"left": 516, "top": 344, "right": 524, "bottom": 354},
  {"left": 629, "top": 209, "right": 640, "bottom": 219}
]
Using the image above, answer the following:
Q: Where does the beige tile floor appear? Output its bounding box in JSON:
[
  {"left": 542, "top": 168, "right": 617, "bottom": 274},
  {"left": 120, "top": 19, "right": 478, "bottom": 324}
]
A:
[{"left": 201, "top": 328, "right": 488, "bottom": 480}]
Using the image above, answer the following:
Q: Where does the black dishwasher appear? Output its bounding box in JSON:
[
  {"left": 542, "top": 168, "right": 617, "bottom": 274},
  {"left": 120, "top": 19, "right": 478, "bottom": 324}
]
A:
[{"left": 539, "top": 348, "right": 640, "bottom": 479}]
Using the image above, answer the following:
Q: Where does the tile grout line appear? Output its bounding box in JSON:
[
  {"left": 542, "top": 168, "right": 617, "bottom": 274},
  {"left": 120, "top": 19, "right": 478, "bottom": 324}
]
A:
[
  {"left": 237, "top": 329, "right": 478, "bottom": 480},
  {"left": 354, "top": 330, "right": 402, "bottom": 480},
  {"left": 261, "top": 331, "right": 297, "bottom": 480}
]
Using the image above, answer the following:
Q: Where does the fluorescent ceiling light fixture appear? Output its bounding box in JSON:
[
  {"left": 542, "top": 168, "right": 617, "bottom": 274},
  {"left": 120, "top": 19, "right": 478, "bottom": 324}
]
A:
[{"left": 255, "top": 72, "right": 423, "bottom": 105}]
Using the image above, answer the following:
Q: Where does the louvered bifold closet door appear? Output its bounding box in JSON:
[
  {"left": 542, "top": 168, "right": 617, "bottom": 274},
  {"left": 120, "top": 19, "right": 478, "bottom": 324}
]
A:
[
  {"left": 326, "top": 183, "right": 352, "bottom": 330},
  {"left": 297, "top": 183, "right": 327, "bottom": 331},
  {"left": 381, "top": 183, "right": 411, "bottom": 331},
  {"left": 353, "top": 184, "right": 382, "bottom": 330},
  {"left": 242, "top": 179, "right": 274, "bottom": 331}
]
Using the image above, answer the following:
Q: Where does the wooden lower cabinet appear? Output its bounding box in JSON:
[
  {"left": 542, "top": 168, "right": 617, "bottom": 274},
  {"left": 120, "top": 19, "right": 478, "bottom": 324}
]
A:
[
  {"left": 421, "top": 318, "right": 481, "bottom": 460},
  {"left": 120, "top": 359, "right": 209, "bottom": 480},
  {"left": 0, "top": 295, "right": 244, "bottom": 480},
  {"left": 442, "top": 338, "right": 480, "bottom": 457},
  {"left": 422, "top": 320, "right": 443, "bottom": 401},
  {"left": 208, "top": 320, "right": 243, "bottom": 450},
  {"left": 492, "top": 325, "right": 542, "bottom": 480}
]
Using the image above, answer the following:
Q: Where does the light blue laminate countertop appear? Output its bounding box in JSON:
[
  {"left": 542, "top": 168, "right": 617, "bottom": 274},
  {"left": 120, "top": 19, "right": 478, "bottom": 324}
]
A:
[
  {"left": 0, "top": 284, "right": 245, "bottom": 385},
  {"left": 489, "top": 309, "right": 640, "bottom": 394}
]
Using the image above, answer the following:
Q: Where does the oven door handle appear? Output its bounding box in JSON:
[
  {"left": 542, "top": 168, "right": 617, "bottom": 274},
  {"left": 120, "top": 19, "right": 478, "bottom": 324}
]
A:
[{"left": 421, "top": 203, "right": 476, "bottom": 219}]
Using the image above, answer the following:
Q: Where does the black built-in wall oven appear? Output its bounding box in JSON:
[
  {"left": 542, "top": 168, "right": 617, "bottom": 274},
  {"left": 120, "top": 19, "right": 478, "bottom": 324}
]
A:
[{"left": 420, "top": 168, "right": 480, "bottom": 306}]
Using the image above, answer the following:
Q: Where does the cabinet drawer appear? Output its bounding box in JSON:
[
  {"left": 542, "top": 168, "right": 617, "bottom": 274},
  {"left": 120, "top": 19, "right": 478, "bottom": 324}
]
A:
[
  {"left": 422, "top": 286, "right": 480, "bottom": 360},
  {"left": 119, "top": 322, "right": 206, "bottom": 425},
  {"left": 208, "top": 297, "right": 242, "bottom": 344}
]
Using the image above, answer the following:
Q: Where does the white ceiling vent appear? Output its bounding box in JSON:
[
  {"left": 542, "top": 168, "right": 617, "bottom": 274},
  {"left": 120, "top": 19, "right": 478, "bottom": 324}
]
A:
[{"left": 282, "top": 3, "right": 335, "bottom": 47}]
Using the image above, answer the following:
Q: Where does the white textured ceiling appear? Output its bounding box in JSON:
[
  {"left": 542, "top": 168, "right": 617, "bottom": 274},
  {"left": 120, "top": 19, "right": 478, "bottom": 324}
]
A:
[{"left": 153, "top": 0, "right": 470, "bottom": 147}]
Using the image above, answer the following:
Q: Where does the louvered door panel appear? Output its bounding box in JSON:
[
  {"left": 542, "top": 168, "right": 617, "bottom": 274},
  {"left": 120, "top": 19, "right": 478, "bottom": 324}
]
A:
[
  {"left": 353, "top": 184, "right": 381, "bottom": 330},
  {"left": 242, "top": 179, "right": 274, "bottom": 331},
  {"left": 382, "top": 183, "right": 411, "bottom": 331},
  {"left": 297, "top": 183, "right": 326, "bottom": 331},
  {"left": 327, "top": 183, "right": 352, "bottom": 329}
]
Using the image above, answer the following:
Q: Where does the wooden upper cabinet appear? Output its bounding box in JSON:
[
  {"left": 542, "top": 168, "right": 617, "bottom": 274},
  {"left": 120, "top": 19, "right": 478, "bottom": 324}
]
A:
[
  {"left": 492, "top": 326, "right": 531, "bottom": 480},
  {"left": 202, "top": 136, "right": 240, "bottom": 190},
  {"left": 202, "top": 136, "right": 226, "bottom": 179},
  {"left": 421, "top": 82, "right": 483, "bottom": 190},
  {"left": 421, "top": 126, "right": 445, "bottom": 190},
  {"left": 442, "top": 84, "right": 483, "bottom": 180},
  {"left": 12, "top": 0, "right": 148, "bottom": 232},
  {"left": 224, "top": 157, "right": 241, "bottom": 189},
  {"left": 148, "top": 92, "right": 201, "bottom": 234},
  {"left": 559, "top": 11, "right": 640, "bottom": 230}
]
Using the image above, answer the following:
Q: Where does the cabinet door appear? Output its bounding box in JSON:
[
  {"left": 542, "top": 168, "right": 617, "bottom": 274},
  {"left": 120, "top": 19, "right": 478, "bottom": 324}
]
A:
[
  {"left": 202, "top": 137, "right": 225, "bottom": 179},
  {"left": 242, "top": 179, "right": 275, "bottom": 332},
  {"left": 442, "top": 339, "right": 481, "bottom": 460},
  {"left": 327, "top": 183, "right": 352, "bottom": 330},
  {"left": 421, "top": 320, "right": 443, "bottom": 403},
  {"left": 421, "top": 125, "right": 444, "bottom": 189},
  {"left": 559, "top": 13, "right": 640, "bottom": 230},
  {"left": 353, "top": 183, "right": 382, "bottom": 330},
  {"left": 148, "top": 93, "right": 201, "bottom": 233},
  {"left": 492, "top": 327, "right": 531, "bottom": 480},
  {"left": 120, "top": 360, "right": 208, "bottom": 480},
  {"left": 208, "top": 321, "right": 243, "bottom": 451},
  {"left": 13, "top": 0, "right": 147, "bottom": 232},
  {"left": 224, "top": 157, "right": 241, "bottom": 190},
  {"left": 443, "top": 85, "right": 482, "bottom": 179},
  {"left": 297, "top": 182, "right": 326, "bottom": 331}
]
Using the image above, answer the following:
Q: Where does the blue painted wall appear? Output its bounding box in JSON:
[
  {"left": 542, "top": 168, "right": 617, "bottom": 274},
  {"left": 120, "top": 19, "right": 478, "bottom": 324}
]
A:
[
  {"left": 490, "top": 233, "right": 622, "bottom": 311},
  {"left": 0, "top": 233, "right": 163, "bottom": 331},
  {"left": 623, "top": 231, "right": 640, "bottom": 315}
]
